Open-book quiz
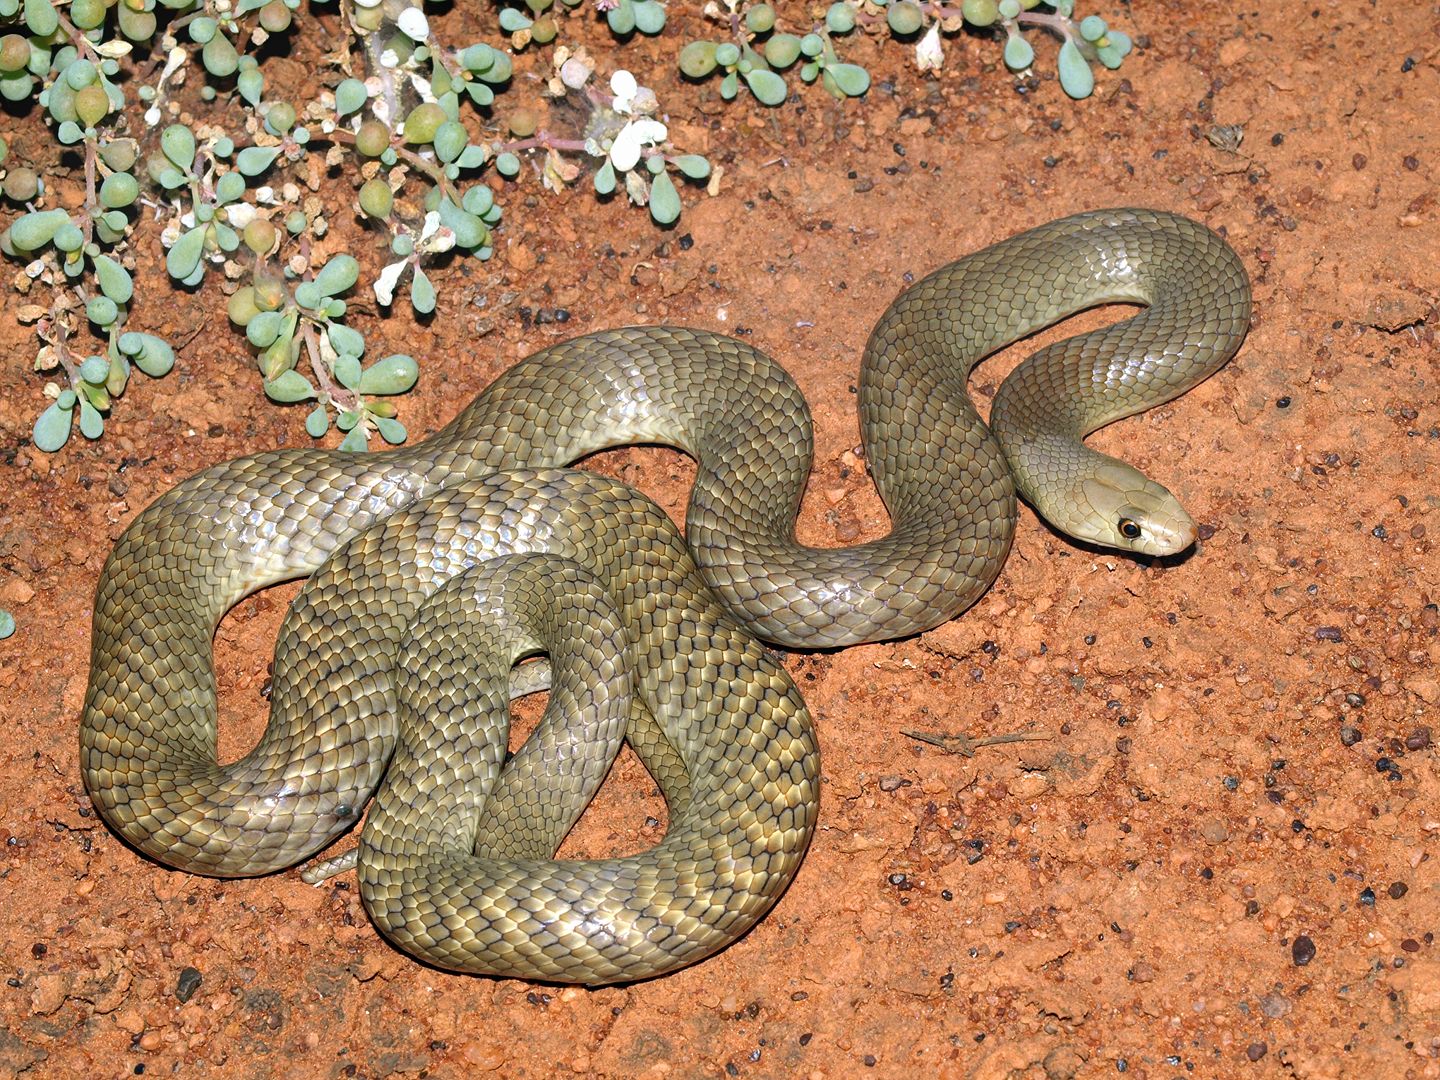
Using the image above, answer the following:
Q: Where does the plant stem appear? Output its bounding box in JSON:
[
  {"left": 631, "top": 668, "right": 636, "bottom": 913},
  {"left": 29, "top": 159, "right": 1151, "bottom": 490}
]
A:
[
  {"left": 498, "top": 131, "right": 589, "bottom": 156},
  {"left": 81, "top": 139, "right": 98, "bottom": 249},
  {"left": 301, "top": 319, "right": 357, "bottom": 409}
]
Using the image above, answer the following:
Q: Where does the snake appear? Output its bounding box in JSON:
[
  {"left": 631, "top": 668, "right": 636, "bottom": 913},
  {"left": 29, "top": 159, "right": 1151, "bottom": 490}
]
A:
[{"left": 80, "top": 208, "right": 1251, "bottom": 984}]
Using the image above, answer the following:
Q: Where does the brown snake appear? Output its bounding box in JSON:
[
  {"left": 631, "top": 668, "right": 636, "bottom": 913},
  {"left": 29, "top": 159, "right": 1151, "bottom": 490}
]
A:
[{"left": 81, "top": 209, "right": 1251, "bottom": 983}]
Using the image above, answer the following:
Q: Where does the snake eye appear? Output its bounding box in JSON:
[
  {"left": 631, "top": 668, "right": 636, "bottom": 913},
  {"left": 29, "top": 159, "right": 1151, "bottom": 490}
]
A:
[{"left": 1118, "top": 517, "right": 1142, "bottom": 540}]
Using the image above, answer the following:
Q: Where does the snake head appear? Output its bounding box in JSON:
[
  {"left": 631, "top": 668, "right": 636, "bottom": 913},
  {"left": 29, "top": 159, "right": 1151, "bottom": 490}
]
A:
[{"left": 1077, "top": 460, "right": 1198, "bottom": 556}]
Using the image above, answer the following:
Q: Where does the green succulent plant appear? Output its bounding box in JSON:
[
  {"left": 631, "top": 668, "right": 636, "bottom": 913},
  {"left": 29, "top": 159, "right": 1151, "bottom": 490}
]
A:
[
  {"left": 678, "top": 0, "right": 1130, "bottom": 105},
  {"left": 1, "top": 0, "right": 1126, "bottom": 453}
]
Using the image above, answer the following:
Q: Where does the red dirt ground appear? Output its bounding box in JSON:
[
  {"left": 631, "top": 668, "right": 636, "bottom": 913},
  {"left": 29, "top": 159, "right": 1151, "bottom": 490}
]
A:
[{"left": 2, "top": 1, "right": 1437, "bottom": 1077}]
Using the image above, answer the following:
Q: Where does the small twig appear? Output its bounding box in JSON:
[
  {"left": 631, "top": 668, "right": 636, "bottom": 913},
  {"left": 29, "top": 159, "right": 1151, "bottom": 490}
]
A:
[
  {"left": 499, "top": 130, "right": 589, "bottom": 156},
  {"left": 300, "top": 320, "right": 356, "bottom": 409},
  {"left": 170, "top": 317, "right": 208, "bottom": 356},
  {"left": 901, "top": 727, "right": 1055, "bottom": 758}
]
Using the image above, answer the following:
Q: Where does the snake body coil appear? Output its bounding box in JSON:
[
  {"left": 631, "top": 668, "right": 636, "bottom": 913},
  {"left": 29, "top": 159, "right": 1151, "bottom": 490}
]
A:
[{"left": 81, "top": 209, "right": 1250, "bottom": 984}]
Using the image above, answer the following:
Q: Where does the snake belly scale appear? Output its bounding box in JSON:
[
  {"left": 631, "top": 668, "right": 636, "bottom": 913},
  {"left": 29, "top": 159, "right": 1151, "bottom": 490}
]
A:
[{"left": 81, "top": 208, "right": 1251, "bottom": 984}]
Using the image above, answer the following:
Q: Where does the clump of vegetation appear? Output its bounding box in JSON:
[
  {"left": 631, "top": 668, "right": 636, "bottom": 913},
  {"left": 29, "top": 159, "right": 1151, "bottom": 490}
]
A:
[
  {"left": 0, "top": 0, "right": 713, "bottom": 452},
  {"left": 2, "top": 0, "right": 1129, "bottom": 455},
  {"left": 678, "top": 0, "right": 1131, "bottom": 105}
]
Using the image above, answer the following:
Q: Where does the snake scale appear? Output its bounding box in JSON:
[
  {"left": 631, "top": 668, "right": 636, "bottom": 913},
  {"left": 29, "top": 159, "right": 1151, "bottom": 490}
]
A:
[{"left": 81, "top": 208, "right": 1251, "bottom": 984}]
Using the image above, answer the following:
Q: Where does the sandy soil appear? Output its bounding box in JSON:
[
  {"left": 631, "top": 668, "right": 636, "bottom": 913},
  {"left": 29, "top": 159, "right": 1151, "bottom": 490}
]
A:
[{"left": 2, "top": 1, "right": 1438, "bottom": 1076}]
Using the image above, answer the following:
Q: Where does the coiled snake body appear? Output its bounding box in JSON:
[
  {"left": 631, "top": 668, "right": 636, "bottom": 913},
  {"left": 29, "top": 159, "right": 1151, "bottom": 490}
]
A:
[{"left": 81, "top": 209, "right": 1250, "bottom": 984}]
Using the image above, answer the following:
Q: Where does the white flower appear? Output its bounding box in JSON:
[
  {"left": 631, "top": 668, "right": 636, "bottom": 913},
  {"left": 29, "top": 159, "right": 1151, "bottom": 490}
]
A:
[
  {"left": 608, "top": 118, "right": 667, "bottom": 172},
  {"left": 374, "top": 260, "right": 408, "bottom": 306},
  {"left": 224, "top": 202, "right": 258, "bottom": 229},
  {"left": 160, "top": 46, "right": 187, "bottom": 81},
  {"left": 916, "top": 24, "right": 944, "bottom": 72},
  {"left": 417, "top": 211, "right": 455, "bottom": 254},
  {"left": 397, "top": 7, "right": 429, "bottom": 41},
  {"left": 610, "top": 69, "right": 638, "bottom": 113}
]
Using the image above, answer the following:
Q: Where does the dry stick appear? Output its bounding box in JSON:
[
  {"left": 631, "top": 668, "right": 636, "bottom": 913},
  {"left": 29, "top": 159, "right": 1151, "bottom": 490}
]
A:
[{"left": 901, "top": 728, "right": 1054, "bottom": 758}]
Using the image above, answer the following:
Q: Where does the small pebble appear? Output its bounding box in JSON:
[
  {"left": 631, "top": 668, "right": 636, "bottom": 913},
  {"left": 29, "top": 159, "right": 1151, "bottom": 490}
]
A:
[
  {"left": 1292, "top": 935, "right": 1317, "bottom": 966},
  {"left": 1340, "top": 725, "right": 1363, "bottom": 747},
  {"left": 138, "top": 1030, "right": 164, "bottom": 1052},
  {"left": 878, "top": 775, "right": 910, "bottom": 792},
  {"left": 1259, "top": 992, "right": 1292, "bottom": 1018},
  {"left": 175, "top": 966, "right": 203, "bottom": 1003},
  {"left": 1199, "top": 818, "right": 1230, "bottom": 844},
  {"left": 1246, "top": 1042, "right": 1268, "bottom": 1062},
  {"left": 1314, "top": 626, "right": 1343, "bottom": 642},
  {"left": 463, "top": 1044, "right": 508, "bottom": 1070},
  {"left": 1389, "top": 882, "right": 1409, "bottom": 900},
  {"left": 1405, "top": 727, "right": 1431, "bottom": 751}
]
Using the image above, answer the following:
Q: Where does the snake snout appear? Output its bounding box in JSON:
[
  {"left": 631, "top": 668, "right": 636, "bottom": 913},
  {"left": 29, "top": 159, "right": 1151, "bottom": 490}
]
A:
[
  {"left": 1133, "top": 505, "right": 1198, "bottom": 557},
  {"left": 1080, "top": 464, "right": 1197, "bottom": 557}
]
